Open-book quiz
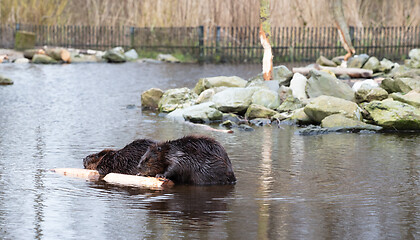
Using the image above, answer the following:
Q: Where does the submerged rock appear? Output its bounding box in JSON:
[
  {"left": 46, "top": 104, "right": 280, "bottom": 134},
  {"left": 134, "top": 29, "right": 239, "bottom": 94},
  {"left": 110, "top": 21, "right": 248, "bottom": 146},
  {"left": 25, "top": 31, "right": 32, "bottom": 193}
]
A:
[
  {"left": 306, "top": 70, "right": 354, "bottom": 101},
  {"left": 141, "top": 88, "right": 164, "bottom": 109},
  {"left": 194, "top": 76, "right": 247, "bottom": 94},
  {"left": 304, "top": 95, "right": 361, "bottom": 123},
  {"left": 158, "top": 87, "right": 198, "bottom": 113},
  {"left": 212, "top": 87, "right": 258, "bottom": 113},
  {"left": 249, "top": 118, "right": 272, "bottom": 126},
  {"left": 0, "top": 75, "right": 13, "bottom": 85},
  {"left": 321, "top": 114, "right": 382, "bottom": 131},
  {"left": 364, "top": 99, "right": 420, "bottom": 130}
]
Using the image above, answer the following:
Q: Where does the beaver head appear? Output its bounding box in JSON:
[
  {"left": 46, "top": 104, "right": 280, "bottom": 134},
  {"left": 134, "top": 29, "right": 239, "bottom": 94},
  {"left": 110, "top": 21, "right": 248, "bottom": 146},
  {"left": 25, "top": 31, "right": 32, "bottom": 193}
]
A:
[
  {"left": 137, "top": 144, "right": 168, "bottom": 177},
  {"left": 83, "top": 149, "right": 116, "bottom": 171}
]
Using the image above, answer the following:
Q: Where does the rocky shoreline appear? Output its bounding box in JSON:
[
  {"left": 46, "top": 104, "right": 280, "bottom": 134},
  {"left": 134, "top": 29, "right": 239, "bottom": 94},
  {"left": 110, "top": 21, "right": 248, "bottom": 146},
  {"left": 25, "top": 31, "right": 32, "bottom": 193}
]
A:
[{"left": 141, "top": 49, "right": 420, "bottom": 134}]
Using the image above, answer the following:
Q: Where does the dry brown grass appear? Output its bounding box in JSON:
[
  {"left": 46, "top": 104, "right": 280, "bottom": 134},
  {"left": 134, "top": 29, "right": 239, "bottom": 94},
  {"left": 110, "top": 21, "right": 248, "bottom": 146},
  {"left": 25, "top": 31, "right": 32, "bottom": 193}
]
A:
[{"left": 1, "top": 0, "right": 419, "bottom": 27}]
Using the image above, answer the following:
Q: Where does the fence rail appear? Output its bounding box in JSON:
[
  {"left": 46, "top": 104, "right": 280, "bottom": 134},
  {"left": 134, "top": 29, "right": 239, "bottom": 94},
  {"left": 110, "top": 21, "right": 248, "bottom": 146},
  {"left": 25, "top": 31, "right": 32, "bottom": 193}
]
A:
[{"left": 1, "top": 23, "right": 419, "bottom": 63}]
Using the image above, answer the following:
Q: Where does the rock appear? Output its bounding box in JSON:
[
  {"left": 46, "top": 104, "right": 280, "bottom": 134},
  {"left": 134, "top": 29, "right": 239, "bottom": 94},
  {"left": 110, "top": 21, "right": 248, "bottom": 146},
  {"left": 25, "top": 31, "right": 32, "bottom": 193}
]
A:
[
  {"left": 245, "top": 104, "right": 278, "bottom": 119},
  {"left": 220, "top": 120, "right": 237, "bottom": 129},
  {"left": 103, "top": 47, "right": 126, "bottom": 63},
  {"left": 289, "top": 108, "right": 313, "bottom": 125},
  {"left": 297, "top": 124, "right": 380, "bottom": 135},
  {"left": 390, "top": 91, "right": 420, "bottom": 108},
  {"left": 181, "top": 102, "right": 223, "bottom": 123},
  {"left": 321, "top": 114, "right": 382, "bottom": 131},
  {"left": 405, "top": 59, "right": 420, "bottom": 69},
  {"left": 23, "top": 49, "right": 44, "bottom": 59},
  {"left": 165, "top": 108, "right": 186, "bottom": 122},
  {"left": 251, "top": 89, "right": 281, "bottom": 109},
  {"left": 304, "top": 95, "right": 361, "bottom": 123},
  {"left": 347, "top": 54, "right": 369, "bottom": 68},
  {"left": 408, "top": 49, "right": 420, "bottom": 61},
  {"left": 158, "top": 87, "right": 198, "bottom": 113},
  {"left": 332, "top": 56, "right": 344, "bottom": 66},
  {"left": 378, "top": 58, "right": 395, "bottom": 72},
  {"left": 157, "top": 54, "right": 180, "bottom": 63},
  {"left": 13, "top": 58, "right": 30, "bottom": 64},
  {"left": 338, "top": 74, "right": 351, "bottom": 80},
  {"left": 355, "top": 87, "right": 388, "bottom": 103},
  {"left": 306, "top": 70, "right": 355, "bottom": 101},
  {"left": 249, "top": 65, "right": 293, "bottom": 86},
  {"left": 380, "top": 78, "right": 400, "bottom": 93},
  {"left": 193, "top": 76, "right": 247, "bottom": 94},
  {"left": 297, "top": 125, "right": 332, "bottom": 135},
  {"left": 394, "top": 77, "right": 420, "bottom": 94},
  {"left": 364, "top": 99, "right": 420, "bottom": 130},
  {"left": 277, "top": 96, "right": 303, "bottom": 112},
  {"left": 249, "top": 118, "right": 272, "bottom": 126},
  {"left": 14, "top": 31, "right": 36, "bottom": 50},
  {"left": 70, "top": 53, "right": 101, "bottom": 63},
  {"left": 0, "top": 75, "right": 13, "bottom": 85},
  {"left": 196, "top": 88, "right": 216, "bottom": 104},
  {"left": 222, "top": 113, "right": 245, "bottom": 124},
  {"left": 237, "top": 124, "right": 254, "bottom": 132},
  {"left": 289, "top": 73, "right": 308, "bottom": 100},
  {"left": 316, "top": 56, "right": 337, "bottom": 67},
  {"left": 278, "top": 85, "right": 293, "bottom": 102},
  {"left": 212, "top": 87, "right": 258, "bottom": 113},
  {"left": 352, "top": 79, "right": 378, "bottom": 91},
  {"left": 32, "top": 54, "right": 58, "bottom": 64},
  {"left": 124, "top": 49, "right": 139, "bottom": 60},
  {"left": 141, "top": 88, "right": 164, "bottom": 109},
  {"left": 362, "top": 56, "right": 380, "bottom": 72}
]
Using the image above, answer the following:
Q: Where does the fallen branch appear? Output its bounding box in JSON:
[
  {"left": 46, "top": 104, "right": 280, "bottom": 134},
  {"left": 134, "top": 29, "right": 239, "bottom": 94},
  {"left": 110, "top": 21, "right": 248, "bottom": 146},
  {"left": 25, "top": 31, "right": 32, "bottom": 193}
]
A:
[
  {"left": 103, "top": 173, "right": 174, "bottom": 190},
  {"left": 292, "top": 65, "right": 373, "bottom": 78},
  {"left": 184, "top": 121, "right": 233, "bottom": 133},
  {"left": 51, "top": 168, "right": 100, "bottom": 180}
]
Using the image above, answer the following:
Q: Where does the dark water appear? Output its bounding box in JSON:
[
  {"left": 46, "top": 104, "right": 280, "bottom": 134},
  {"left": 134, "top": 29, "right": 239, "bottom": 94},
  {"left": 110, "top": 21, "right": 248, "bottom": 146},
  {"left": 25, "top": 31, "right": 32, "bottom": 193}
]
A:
[{"left": 0, "top": 62, "right": 419, "bottom": 240}]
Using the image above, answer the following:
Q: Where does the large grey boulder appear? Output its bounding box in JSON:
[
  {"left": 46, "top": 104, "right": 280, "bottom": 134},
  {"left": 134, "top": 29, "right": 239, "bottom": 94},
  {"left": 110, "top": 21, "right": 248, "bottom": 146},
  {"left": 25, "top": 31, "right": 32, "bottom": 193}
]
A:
[
  {"left": 251, "top": 89, "right": 281, "bottom": 109},
  {"left": 394, "top": 77, "right": 420, "bottom": 94},
  {"left": 212, "top": 87, "right": 258, "bottom": 113},
  {"left": 316, "top": 56, "right": 337, "bottom": 67},
  {"left": 32, "top": 54, "right": 58, "bottom": 64},
  {"left": 181, "top": 102, "right": 223, "bottom": 123},
  {"left": 289, "top": 73, "right": 308, "bottom": 100},
  {"left": 378, "top": 58, "right": 395, "bottom": 72},
  {"left": 194, "top": 76, "right": 247, "bottom": 94},
  {"left": 380, "top": 78, "right": 400, "bottom": 93},
  {"left": 390, "top": 91, "right": 420, "bottom": 108},
  {"left": 347, "top": 54, "right": 369, "bottom": 68},
  {"left": 355, "top": 86, "right": 388, "bottom": 103},
  {"left": 124, "top": 49, "right": 139, "bottom": 60},
  {"left": 362, "top": 57, "right": 381, "bottom": 72},
  {"left": 304, "top": 95, "right": 361, "bottom": 123},
  {"left": 103, "top": 47, "right": 126, "bottom": 63},
  {"left": 321, "top": 114, "right": 382, "bottom": 131},
  {"left": 245, "top": 104, "right": 278, "bottom": 120},
  {"left": 195, "top": 87, "right": 227, "bottom": 104},
  {"left": 141, "top": 88, "right": 164, "bottom": 109},
  {"left": 364, "top": 99, "right": 420, "bottom": 130},
  {"left": 306, "top": 70, "right": 355, "bottom": 101},
  {"left": 158, "top": 87, "right": 198, "bottom": 113},
  {"left": 277, "top": 96, "right": 303, "bottom": 112},
  {"left": 289, "top": 108, "right": 313, "bottom": 125}
]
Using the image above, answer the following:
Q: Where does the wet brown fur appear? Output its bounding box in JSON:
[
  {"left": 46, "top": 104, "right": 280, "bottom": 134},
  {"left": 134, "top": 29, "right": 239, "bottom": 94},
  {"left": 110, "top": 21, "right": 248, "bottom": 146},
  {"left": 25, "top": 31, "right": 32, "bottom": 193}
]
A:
[
  {"left": 83, "top": 139, "right": 156, "bottom": 175},
  {"left": 137, "top": 135, "right": 236, "bottom": 185}
]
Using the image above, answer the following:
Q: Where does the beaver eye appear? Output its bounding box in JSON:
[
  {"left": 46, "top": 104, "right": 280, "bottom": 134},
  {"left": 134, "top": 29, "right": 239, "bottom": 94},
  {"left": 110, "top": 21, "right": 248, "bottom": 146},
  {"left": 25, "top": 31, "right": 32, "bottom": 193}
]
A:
[{"left": 157, "top": 147, "right": 162, "bottom": 152}]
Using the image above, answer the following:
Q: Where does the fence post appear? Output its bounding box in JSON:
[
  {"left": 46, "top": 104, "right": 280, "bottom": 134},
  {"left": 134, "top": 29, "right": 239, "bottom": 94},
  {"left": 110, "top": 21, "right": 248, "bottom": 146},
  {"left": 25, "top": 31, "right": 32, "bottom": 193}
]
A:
[
  {"left": 16, "top": 23, "right": 20, "bottom": 31},
  {"left": 198, "top": 26, "right": 204, "bottom": 63},
  {"left": 216, "top": 26, "right": 221, "bottom": 58},
  {"left": 130, "top": 27, "right": 135, "bottom": 48}
]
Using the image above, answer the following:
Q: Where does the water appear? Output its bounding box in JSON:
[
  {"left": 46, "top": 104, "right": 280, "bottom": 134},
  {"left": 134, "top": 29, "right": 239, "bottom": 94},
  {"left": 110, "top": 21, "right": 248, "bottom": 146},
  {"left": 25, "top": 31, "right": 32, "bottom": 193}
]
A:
[{"left": 0, "top": 62, "right": 419, "bottom": 240}]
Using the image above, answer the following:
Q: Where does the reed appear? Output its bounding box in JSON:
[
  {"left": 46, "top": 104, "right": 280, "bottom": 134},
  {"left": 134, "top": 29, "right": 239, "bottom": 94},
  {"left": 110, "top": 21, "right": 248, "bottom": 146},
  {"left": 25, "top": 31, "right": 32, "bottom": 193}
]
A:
[{"left": 1, "top": 0, "right": 419, "bottom": 27}]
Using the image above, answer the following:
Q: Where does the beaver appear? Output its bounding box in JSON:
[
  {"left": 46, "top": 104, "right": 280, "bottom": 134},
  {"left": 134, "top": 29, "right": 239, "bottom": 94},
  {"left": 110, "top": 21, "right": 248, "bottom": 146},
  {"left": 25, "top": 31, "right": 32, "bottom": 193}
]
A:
[
  {"left": 83, "top": 139, "right": 156, "bottom": 175},
  {"left": 137, "top": 135, "right": 236, "bottom": 185}
]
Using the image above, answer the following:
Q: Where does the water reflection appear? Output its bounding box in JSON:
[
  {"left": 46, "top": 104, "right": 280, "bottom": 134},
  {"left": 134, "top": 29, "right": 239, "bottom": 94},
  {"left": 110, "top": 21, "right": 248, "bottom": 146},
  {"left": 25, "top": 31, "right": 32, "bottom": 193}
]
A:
[{"left": 0, "top": 63, "right": 418, "bottom": 239}]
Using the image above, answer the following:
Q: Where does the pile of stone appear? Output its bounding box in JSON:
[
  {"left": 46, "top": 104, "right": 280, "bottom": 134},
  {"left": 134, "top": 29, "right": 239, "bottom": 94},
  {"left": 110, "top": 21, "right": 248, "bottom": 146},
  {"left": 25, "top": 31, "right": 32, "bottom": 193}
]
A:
[{"left": 141, "top": 49, "right": 420, "bottom": 133}]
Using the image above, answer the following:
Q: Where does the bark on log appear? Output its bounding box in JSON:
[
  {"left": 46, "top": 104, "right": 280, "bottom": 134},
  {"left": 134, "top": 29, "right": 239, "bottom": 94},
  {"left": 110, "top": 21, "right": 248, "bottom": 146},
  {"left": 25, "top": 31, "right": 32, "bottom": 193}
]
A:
[
  {"left": 292, "top": 65, "right": 373, "bottom": 78},
  {"left": 45, "top": 48, "right": 71, "bottom": 62},
  {"left": 51, "top": 168, "right": 100, "bottom": 180},
  {"left": 103, "top": 173, "right": 174, "bottom": 190}
]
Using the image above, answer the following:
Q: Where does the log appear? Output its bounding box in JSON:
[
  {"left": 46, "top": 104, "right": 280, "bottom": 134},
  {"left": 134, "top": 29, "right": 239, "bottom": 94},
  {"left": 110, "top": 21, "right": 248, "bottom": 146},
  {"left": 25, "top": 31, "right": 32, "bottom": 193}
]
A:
[
  {"left": 51, "top": 168, "right": 100, "bottom": 180},
  {"left": 45, "top": 48, "right": 71, "bottom": 63},
  {"left": 103, "top": 173, "right": 174, "bottom": 190},
  {"left": 292, "top": 65, "right": 373, "bottom": 78}
]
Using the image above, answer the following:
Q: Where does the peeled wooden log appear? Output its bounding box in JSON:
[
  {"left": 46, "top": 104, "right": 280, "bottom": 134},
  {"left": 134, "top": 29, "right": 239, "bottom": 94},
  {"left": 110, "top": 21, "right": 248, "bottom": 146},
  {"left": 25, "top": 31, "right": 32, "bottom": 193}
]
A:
[
  {"left": 293, "top": 65, "right": 373, "bottom": 78},
  {"left": 51, "top": 168, "right": 100, "bottom": 180},
  {"left": 103, "top": 173, "right": 174, "bottom": 190},
  {"left": 45, "top": 48, "right": 71, "bottom": 62}
]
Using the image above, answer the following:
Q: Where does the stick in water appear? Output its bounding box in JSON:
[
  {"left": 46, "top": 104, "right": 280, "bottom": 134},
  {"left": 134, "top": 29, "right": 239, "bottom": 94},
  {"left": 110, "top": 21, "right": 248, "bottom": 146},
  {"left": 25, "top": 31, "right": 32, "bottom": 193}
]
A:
[{"left": 103, "top": 173, "right": 174, "bottom": 190}]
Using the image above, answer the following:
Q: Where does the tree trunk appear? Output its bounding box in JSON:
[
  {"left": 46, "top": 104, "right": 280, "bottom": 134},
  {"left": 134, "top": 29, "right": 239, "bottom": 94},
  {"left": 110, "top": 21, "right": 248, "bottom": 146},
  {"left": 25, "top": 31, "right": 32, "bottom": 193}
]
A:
[
  {"left": 331, "top": 0, "right": 355, "bottom": 61},
  {"left": 260, "top": 0, "right": 273, "bottom": 81}
]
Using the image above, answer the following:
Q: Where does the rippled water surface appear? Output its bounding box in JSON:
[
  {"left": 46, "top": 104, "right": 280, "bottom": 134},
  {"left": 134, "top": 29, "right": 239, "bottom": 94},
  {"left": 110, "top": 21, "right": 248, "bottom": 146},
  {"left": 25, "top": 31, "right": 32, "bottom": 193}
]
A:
[{"left": 0, "top": 62, "right": 419, "bottom": 239}]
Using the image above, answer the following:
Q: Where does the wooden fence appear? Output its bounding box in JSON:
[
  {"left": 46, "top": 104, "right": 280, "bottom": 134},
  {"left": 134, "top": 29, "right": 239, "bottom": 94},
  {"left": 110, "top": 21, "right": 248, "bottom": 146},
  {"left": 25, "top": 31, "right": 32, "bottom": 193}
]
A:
[{"left": 1, "top": 23, "right": 419, "bottom": 63}]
